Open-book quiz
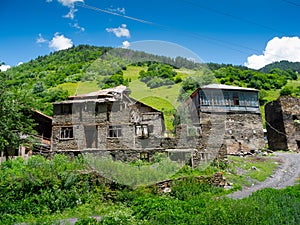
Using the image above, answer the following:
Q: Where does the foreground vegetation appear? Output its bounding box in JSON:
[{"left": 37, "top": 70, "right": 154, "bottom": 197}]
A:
[
  {"left": 1, "top": 46, "right": 300, "bottom": 223},
  {"left": 0, "top": 154, "right": 299, "bottom": 224}
]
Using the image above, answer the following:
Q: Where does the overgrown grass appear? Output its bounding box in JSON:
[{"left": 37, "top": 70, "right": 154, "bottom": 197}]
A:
[
  {"left": 123, "top": 65, "right": 147, "bottom": 81},
  {"left": 84, "top": 153, "right": 182, "bottom": 187},
  {"left": 225, "top": 155, "right": 279, "bottom": 187},
  {"left": 57, "top": 81, "right": 99, "bottom": 96},
  {"left": 1, "top": 154, "right": 298, "bottom": 225}
]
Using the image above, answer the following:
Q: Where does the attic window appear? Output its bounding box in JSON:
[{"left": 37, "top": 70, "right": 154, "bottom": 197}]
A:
[
  {"left": 60, "top": 127, "right": 74, "bottom": 140},
  {"left": 136, "top": 124, "right": 149, "bottom": 138},
  {"left": 107, "top": 125, "right": 122, "bottom": 138}
]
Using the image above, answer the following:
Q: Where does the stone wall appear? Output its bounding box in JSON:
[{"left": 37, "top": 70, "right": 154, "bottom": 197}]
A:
[
  {"left": 52, "top": 102, "right": 165, "bottom": 152},
  {"left": 266, "top": 96, "right": 300, "bottom": 151},
  {"left": 223, "top": 113, "right": 265, "bottom": 154}
]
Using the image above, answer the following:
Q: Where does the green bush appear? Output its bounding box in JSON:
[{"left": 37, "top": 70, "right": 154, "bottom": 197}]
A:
[{"left": 0, "top": 155, "right": 105, "bottom": 223}]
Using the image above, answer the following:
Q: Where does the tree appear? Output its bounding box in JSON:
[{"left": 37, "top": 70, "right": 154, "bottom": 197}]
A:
[
  {"left": 280, "top": 86, "right": 293, "bottom": 96},
  {"left": 178, "top": 69, "right": 215, "bottom": 101},
  {"left": 138, "top": 63, "right": 177, "bottom": 88},
  {"left": 0, "top": 72, "right": 36, "bottom": 160}
]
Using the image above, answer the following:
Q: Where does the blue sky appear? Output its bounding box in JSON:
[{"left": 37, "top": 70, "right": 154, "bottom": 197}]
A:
[{"left": 1, "top": 0, "right": 300, "bottom": 71}]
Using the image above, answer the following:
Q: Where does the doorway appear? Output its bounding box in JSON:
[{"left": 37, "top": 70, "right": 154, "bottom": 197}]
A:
[{"left": 84, "top": 126, "right": 98, "bottom": 148}]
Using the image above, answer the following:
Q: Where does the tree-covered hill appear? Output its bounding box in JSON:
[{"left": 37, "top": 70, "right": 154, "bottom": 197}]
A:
[
  {"left": 2, "top": 44, "right": 300, "bottom": 121},
  {"left": 259, "top": 60, "right": 300, "bottom": 73}
]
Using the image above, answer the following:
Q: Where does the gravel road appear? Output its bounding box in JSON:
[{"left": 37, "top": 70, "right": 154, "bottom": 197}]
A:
[{"left": 227, "top": 152, "right": 300, "bottom": 199}]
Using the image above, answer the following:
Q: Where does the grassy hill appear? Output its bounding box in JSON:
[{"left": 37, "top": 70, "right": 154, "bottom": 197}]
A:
[{"left": 2, "top": 44, "right": 300, "bottom": 131}]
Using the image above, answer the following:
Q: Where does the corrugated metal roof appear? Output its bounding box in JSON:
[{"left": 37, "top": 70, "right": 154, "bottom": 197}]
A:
[
  {"left": 201, "top": 84, "right": 258, "bottom": 92},
  {"left": 54, "top": 98, "right": 116, "bottom": 105},
  {"left": 69, "top": 85, "right": 128, "bottom": 99}
]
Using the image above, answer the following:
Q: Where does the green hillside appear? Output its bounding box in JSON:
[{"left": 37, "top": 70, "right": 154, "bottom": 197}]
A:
[{"left": 2, "top": 44, "right": 300, "bottom": 130}]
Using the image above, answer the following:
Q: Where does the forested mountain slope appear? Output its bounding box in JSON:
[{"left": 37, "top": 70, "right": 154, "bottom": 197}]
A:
[{"left": 1, "top": 45, "right": 299, "bottom": 128}]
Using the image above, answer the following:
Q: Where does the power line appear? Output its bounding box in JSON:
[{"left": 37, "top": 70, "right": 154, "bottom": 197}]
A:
[
  {"left": 75, "top": 2, "right": 156, "bottom": 26},
  {"left": 74, "top": 2, "right": 289, "bottom": 62},
  {"left": 176, "top": 0, "right": 286, "bottom": 35},
  {"left": 265, "top": 120, "right": 288, "bottom": 137},
  {"left": 75, "top": 2, "right": 259, "bottom": 55}
]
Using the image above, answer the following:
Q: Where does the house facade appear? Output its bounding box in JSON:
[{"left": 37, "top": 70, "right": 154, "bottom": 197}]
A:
[
  {"left": 265, "top": 96, "right": 300, "bottom": 152},
  {"left": 182, "top": 84, "right": 265, "bottom": 155},
  {"left": 51, "top": 85, "right": 165, "bottom": 161}
]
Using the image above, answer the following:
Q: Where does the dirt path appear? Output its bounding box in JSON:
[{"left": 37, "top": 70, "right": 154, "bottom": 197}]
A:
[{"left": 227, "top": 152, "right": 300, "bottom": 199}]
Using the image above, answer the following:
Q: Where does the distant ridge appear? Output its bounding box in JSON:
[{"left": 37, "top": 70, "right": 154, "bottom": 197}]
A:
[{"left": 259, "top": 60, "right": 300, "bottom": 73}]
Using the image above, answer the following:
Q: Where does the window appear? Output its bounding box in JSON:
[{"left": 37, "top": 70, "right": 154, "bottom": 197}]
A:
[
  {"left": 233, "top": 95, "right": 239, "bottom": 106},
  {"left": 60, "top": 127, "right": 74, "bottom": 139},
  {"left": 135, "top": 124, "right": 149, "bottom": 138},
  {"left": 95, "top": 104, "right": 106, "bottom": 114},
  {"left": 61, "top": 104, "right": 72, "bottom": 114},
  {"left": 54, "top": 104, "right": 72, "bottom": 115},
  {"left": 107, "top": 125, "right": 122, "bottom": 138}
]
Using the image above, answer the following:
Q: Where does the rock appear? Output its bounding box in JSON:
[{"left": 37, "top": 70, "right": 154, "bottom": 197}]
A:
[
  {"left": 251, "top": 166, "right": 257, "bottom": 170},
  {"left": 163, "top": 187, "right": 171, "bottom": 193},
  {"left": 224, "top": 185, "right": 233, "bottom": 190}
]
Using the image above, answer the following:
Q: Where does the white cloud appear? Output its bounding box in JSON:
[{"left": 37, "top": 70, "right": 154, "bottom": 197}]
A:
[
  {"left": 106, "top": 24, "right": 130, "bottom": 38},
  {"left": 0, "top": 64, "right": 11, "bottom": 72},
  {"left": 245, "top": 36, "right": 300, "bottom": 69},
  {"left": 108, "top": 7, "right": 126, "bottom": 15},
  {"left": 36, "top": 33, "right": 48, "bottom": 44},
  {"left": 64, "top": 7, "right": 77, "bottom": 20},
  {"left": 17, "top": 62, "right": 24, "bottom": 66},
  {"left": 49, "top": 33, "right": 73, "bottom": 51},
  {"left": 57, "top": 0, "right": 83, "bottom": 7},
  {"left": 48, "top": 0, "right": 84, "bottom": 20},
  {"left": 71, "top": 22, "right": 85, "bottom": 32},
  {"left": 122, "top": 41, "right": 130, "bottom": 49}
]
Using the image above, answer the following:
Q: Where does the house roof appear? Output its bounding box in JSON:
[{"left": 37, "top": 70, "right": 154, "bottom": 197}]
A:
[
  {"left": 69, "top": 85, "right": 128, "bottom": 99},
  {"left": 200, "top": 84, "right": 258, "bottom": 92},
  {"left": 53, "top": 98, "right": 117, "bottom": 105},
  {"left": 31, "top": 109, "right": 53, "bottom": 121}
]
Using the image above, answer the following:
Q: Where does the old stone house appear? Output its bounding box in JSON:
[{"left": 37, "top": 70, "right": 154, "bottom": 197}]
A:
[
  {"left": 51, "top": 85, "right": 165, "bottom": 161},
  {"left": 0, "top": 110, "right": 52, "bottom": 162},
  {"left": 181, "top": 84, "right": 265, "bottom": 156},
  {"left": 265, "top": 96, "right": 300, "bottom": 152}
]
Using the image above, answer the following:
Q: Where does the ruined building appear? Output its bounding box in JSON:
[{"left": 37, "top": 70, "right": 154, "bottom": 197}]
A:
[
  {"left": 183, "top": 84, "right": 265, "bottom": 155},
  {"left": 51, "top": 85, "right": 165, "bottom": 161},
  {"left": 49, "top": 84, "right": 266, "bottom": 165},
  {"left": 265, "top": 96, "right": 300, "bottom": 152}
]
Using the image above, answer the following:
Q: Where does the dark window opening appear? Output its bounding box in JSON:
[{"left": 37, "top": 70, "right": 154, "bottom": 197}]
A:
[
  {"left": 61, "top": 104, "right": 72, "bottom": 114},
  {"left": 108, "top": 125, "right": 122, "bottom": 138},
  {"left": 297, "top": 140, "right": 300, "bottom": 151},
  {"left": 60, "top": 127, "right": 74, "bottom": 139},
  {"left": 148, "top": 125, "right": 154, "bottom": 133},
  {"left": 136, "top": 124, "right": 149, "bottom": 138},
  {"left": 233, "top": 96, "right": 239, "bottom": 106},
  {"left": 96, "top": 103, "right": 106, "bottom": 114}
]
